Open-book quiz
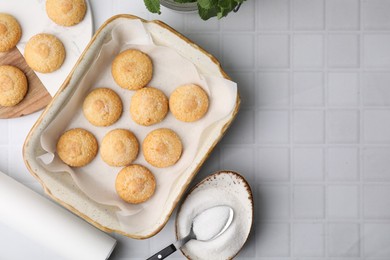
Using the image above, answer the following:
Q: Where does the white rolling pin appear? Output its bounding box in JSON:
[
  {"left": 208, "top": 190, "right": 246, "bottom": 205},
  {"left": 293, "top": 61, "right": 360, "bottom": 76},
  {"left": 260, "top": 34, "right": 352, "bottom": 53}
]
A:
[{"left": 0, "top": 171, "right": 117, "bottom": 260}]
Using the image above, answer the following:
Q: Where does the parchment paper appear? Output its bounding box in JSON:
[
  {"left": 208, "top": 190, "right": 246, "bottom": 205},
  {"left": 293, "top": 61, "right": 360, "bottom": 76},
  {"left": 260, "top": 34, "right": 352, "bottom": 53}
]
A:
[
  {"left": 38, "top": 20, "right": 237, "bottom": 230},
  {"left": 0, "top": 171, "right": 116, "bottom": 260}
]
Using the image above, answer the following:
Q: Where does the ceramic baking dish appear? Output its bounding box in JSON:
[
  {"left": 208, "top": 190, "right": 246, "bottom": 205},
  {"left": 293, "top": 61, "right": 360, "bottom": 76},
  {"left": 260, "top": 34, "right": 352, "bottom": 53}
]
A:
[{"left": 23, "top": 14, "right": 240, "bottom": 238}]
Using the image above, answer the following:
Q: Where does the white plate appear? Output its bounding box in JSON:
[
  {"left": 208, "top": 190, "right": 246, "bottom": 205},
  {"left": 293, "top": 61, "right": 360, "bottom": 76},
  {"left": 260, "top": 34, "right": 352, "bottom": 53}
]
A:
[{"left": 0, "top": 0, "right": 93, "bottom": 96}]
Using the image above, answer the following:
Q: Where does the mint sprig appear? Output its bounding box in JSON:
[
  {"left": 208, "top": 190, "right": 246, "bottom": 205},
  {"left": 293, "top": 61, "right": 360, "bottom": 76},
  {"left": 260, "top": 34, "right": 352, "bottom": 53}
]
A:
[
  {"left": 144, "top": 0, "right": 161, "bottom": 14},
  {"left": 143, "top": 0, "right": 246, "bottom": 20}
]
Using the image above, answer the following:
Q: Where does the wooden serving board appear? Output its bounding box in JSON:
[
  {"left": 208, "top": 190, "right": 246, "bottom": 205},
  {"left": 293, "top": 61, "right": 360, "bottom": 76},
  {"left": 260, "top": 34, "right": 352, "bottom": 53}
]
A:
[{"left": 0, "top": 48, "right": 51, "bottom": 119}]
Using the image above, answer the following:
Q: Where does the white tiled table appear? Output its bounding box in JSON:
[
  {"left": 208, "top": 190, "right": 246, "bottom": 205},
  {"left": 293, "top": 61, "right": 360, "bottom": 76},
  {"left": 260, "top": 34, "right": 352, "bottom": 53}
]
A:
[{"left": 2, "top": 0, "right": 390, "bottom": 259}]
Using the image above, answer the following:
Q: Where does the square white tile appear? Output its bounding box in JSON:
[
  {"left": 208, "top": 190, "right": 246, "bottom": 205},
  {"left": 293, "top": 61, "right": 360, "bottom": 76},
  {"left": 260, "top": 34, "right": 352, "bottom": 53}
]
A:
[
  {"left": 327, "top": 34, "right": 360, "bottom": 68},
  {"left": 327, "top": 185, "right": 359, "bottom": 219},
  {"left": 327, "top": 223, "right": 360, "bottom": 257},
  {"left": 362, "top": 0, "right": 390, "bottom": 30},
  {"left": 326, "top": 0, "right": 360, "bottom": 30},
  {"left": 293, "top": 147, "right": 324, "bottom": 181},
  {"left": 257, "top": 0, "right": 290, "bottom": 30},
  {"left": 293, "top": 110, "right": 324, "bottom": 143},
  {"left": 257, "top": 72, "right": 290, "bottom": 107},
  {"left": 293, "top": 72, "right": 324, "bottom": 106},
  {"left": 255, "top": 223, "right": 290, "bottom": 257},
  {"left": 257, "top": 184, "right": 290, "bottom": 219},
  {"left": 363, "top": 109, "right": 390, "bottom": 143},
  {"left": 293, "top": 0, "right": 325, "bottom": 30},
  {"left": 293, "top": 34, "right": 324, "bottom": 68},
  {"left": 363, "top": 185, "right": 390, "bottom": 218},
  {"left": 327, "top": 147, "right": 359, "bottom": 181},
  {"left": 327, "top": 72, "right": 359, "bottom": 106},
  {"left": 293, "top": 185, "right": 325, "bottom": 218},
  {"left": 326, "top": 110, "right": 359, "bottom": 143},
  {"left": 363, "top": 147, "right": 390, "bottom": 181},
  {"left": 258, "top": 34, "right": 290, "bottom": 68},
  {"left": 257, "top": 110, "right": 290, "bottom": 143},
  {"left": 364, "top": 223, "right": 390, "bottom": 257},
  {"left": 362, "top": 72, "right": 390, "bottom": 106},
  {"left": 222, "top": 34, "right": 255, "bottom": 69},
  {"left": 363, "top": 34, "right": 390, "bottom": 68},
  {"left": 256, "top": 147, "right": 290, "bottom": 182},
  {"left": 292, "top": 222, "right": 324, "bottom": 256}
]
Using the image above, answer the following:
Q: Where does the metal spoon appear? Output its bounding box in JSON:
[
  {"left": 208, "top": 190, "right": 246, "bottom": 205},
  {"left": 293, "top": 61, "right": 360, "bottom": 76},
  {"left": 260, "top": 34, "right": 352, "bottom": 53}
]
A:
[{"left": 147, "top": 205, "right": 234, "bottom": 260}]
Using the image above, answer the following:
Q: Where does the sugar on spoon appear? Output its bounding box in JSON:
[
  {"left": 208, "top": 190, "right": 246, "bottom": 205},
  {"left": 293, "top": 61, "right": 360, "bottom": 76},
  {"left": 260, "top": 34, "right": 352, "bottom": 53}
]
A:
[{"left": 147, "top": 205, "right": 234, "bottom": 260}]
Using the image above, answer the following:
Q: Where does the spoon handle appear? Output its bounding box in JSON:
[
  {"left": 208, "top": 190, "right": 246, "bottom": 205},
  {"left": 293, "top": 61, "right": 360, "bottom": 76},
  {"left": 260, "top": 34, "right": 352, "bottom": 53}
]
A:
[{"left": 146, "top": 244, "right": 177, "bottom": 260}]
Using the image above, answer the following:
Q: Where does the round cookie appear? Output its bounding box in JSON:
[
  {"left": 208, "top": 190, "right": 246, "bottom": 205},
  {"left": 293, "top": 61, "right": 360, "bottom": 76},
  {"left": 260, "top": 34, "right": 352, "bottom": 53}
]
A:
[
  {"left": 100, "top": 129, "right": 139, "bottom": 167},
  {"left": 143, "top": 128, "right": 183, "bottom": 168},
  {"left": 57, "top": 128, "right": 98, "bottom": 167},
  {"left": 115, "top": 164, "right": 156, "bottom": 204},
  {"left": 130, "top": 87, "right": 168, "bottom": 126},
  {"left": 24, "top": 33, "right": 65, "bottom": 73},
  {"left": 0, "top": 65, "right": 28, "bottom": 107},
  {"left": 0, "top": 13, "right": 22, "bottom": 52},
  {"left": 111, "top": 49, "right": 153, "bottom": 90},
  {"left": 46, "top": 0, "right": 87, "bottom": 26},
  {"left": 169, "top": 84, "right": 209, "bottom": 122},
  {"left": 83, "top": 88, "right": 123, "bottom": 127}
]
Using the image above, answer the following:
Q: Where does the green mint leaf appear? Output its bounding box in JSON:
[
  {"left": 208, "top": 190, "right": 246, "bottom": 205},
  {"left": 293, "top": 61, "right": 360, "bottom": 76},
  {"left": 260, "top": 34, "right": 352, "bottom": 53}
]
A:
[
  {"left": 216, "top": 0, "right": 238, "bottom": 19},
  {"left": 198, "top": 0, "right": 217, "bottom": 9},
  {"left": 218, "top": 0, "right": 232, "bottom": 9},
  {"left": 144, "top": 0, "right": 161, "bottom": 14},
  {"left": 198, "top": 2, "right": 218, "bottom": 20}
]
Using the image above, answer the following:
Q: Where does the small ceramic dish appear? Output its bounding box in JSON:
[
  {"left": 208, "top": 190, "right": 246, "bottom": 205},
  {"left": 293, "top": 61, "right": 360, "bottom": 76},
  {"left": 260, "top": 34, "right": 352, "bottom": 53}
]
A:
[
  {"left": 23, "top": 15, "right": 240, "bottom": 239},
  {"left": 176, "top": 171, "right": 254, "bottom": 259}
]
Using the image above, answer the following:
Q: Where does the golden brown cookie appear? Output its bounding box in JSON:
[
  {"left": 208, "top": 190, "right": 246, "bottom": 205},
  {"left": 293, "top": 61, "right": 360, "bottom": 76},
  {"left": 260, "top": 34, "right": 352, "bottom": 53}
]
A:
[
  {"left": 100, "top": 129, "right": 139, "bottom": 167},
  {"left": 46, "top": 0, "right": 87, "bottom": 26},
  {"left": 130, "top": 87, "right": 168, "bottom": 126},
  {"left": 115, "top": 164, "right": 156, "bottom": 204},
  {"left": 83, "top": 88, "right": 123, "bottom": 127},
  {"left": 111, "top": 49, "right": 153, "bottom": 90},
  {"left": 143, "top": 128, "right": 183, "bottom": 168},
  {"left": 57, "top": 128, "right": 98, "bottom": 167},
  {"left": 0, "top": 65, "right": 28, "bottom": 107},
  {"left": 0, "top": 13, "right": 22, "bottom": 52},
  {"left": 169, "top": 84, "right": 209, "bottom": 122},
  {"left": 24, "top": 33, "right": 65, "bottom": 73}
]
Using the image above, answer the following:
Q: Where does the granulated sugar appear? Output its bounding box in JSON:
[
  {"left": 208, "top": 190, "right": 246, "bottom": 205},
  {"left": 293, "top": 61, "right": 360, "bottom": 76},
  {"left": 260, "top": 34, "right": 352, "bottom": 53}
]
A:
[
  {"left": 192, "top": 206, "right": 232, "bottom": 241},
  {"left": 176, "top": 173, "right": 252, "bottom": 260}
]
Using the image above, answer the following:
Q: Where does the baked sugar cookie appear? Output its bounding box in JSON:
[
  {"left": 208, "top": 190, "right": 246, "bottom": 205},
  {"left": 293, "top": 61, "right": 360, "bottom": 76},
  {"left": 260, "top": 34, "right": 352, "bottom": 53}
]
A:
[
  {"left": 169, "top": 84, "right": 209, "bottom": 122},
  {"left": 143, "top": 128, "right": 182, "bottom": 168},
  {"left": 100, "top": 129, "right": 139, "bottom": 167},
  {"left": 111, "top": 49, "right": 153, "bottom": 90},
  {"left": 46, "top": 0, "right": 87, "bottom": 26},
  {"left": 130, "top": 87, "right": 168, "bottom": 126},
  {"left": 57, "top": 128, "right": 98, "bottom": 167},
  {"left": 0, "top": 65, "right": 28, "bottom": 107},
  {"left": 0, "top": 13, "right": 21, "bottom": 52},
  {"left": 24, "top": 33, "right": 65, "bottom": 73},
  {"left": 83, "top": 88, "right": 123, "bottom": 127},
  {"left": 115, "top": 164, "right": 156, "bottom": 204}
]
